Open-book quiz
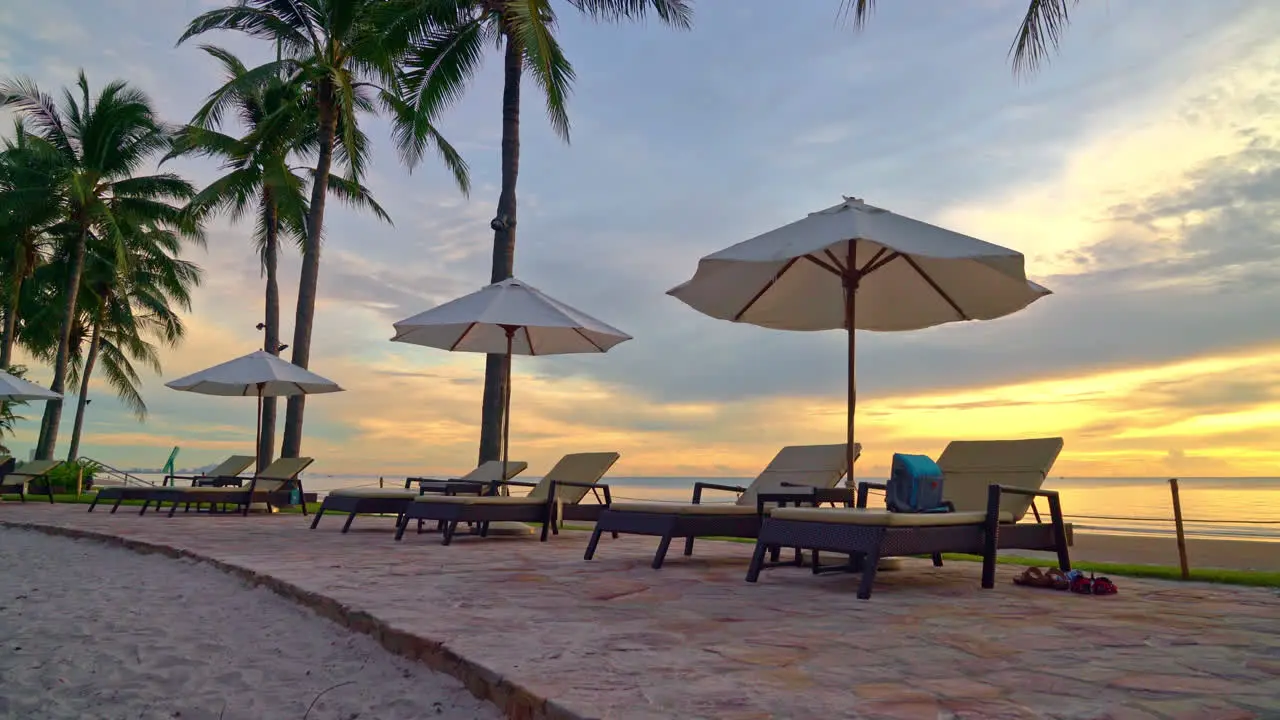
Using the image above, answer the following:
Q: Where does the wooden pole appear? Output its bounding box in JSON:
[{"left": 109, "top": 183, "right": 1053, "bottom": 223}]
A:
[{"left": 1169, "top": 478, "right": 1190, "bottom": 580}]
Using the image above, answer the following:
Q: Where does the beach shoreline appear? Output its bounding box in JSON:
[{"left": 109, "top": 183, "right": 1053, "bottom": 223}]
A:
[{"left": 1024, "top": 532, "right": 1280, "bottom": 572}]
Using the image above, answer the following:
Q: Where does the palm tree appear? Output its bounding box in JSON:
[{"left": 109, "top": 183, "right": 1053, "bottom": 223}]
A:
[
  {"left": 62, "top": 220, "right": 202, "bottom": 461},
  {"left": 179, "top": 0, "right": 469, "bottom": 459},
  {"left": 0, "top": 71, "right": 200, "bottom": 460},
  {"left": 0, "top": 120, "right": 63, "bottom": 369},
  {"left": 397, "top": 0, "right": 692, "bottom": 464},
  {"left": 169, "top": 45, "right": 390, "bottom": 471},
  {"left": 839, "top": 0, "right": 1077, "bottom": 75}
]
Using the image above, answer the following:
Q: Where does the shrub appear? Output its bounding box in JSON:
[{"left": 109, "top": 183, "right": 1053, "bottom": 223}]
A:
[{"left": 27, "top": 459, "right": 100, "bottom": 494}]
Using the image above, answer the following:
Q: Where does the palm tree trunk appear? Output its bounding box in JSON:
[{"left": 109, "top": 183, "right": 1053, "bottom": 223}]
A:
[
  {"left": 259, "top": 191, "right": 280, "bottom": 473},
  {"left": 281, "top": 80, "right": 338, "bottom": 459},
  {"left": 478, "top": 33, "right": 523, "bottom": 465},
  {"left": 0, "top": 277, "right": 21, "bottom": 369},
  {"left": 35, "top": 226, "right": 88, "bottom": 460},
  {"left": 66, "top": 317, "right": 101, "bottom": 462}
]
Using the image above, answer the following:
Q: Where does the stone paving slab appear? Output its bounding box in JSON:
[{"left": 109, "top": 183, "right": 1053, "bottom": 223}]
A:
[{"left": 3, "top": 504, "right": 1278, "bottom": 719}]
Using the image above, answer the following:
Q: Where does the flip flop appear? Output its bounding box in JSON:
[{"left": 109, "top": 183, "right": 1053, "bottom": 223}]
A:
[
  {"left": 1070, "top": 573, "right": 1093, "bottom": 594},
  {"left": 1013, "top": 567, "right": 1053, "bottom": 588},
  {"left": 1045, "top": 567, "right": 1070, "bottom": 591},
  {"left": 1092, "top": 576, "right": 1118, "bottom": 595}
]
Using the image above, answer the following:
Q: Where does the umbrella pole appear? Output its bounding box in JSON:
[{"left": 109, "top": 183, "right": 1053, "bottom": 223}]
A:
[
  {"left": 255, "top": 383, "right": 263, "bottom": 471},
  {"left": 501, "top": 327, "right": 514, "bottom": 485},
  {"left": 845, "top": 243, "right": 858, "bottom": 489}
]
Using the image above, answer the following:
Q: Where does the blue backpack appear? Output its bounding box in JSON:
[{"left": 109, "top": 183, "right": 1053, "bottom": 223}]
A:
[{"left": 886, "top": 454, "right": 950, "bottom": 513}]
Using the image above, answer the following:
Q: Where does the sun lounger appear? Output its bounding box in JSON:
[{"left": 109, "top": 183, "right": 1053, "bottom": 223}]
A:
[
  {"left": 141, "top": 457, "right": 315, "bottom": 517},
  {"left": 309, "top": 460, "right": 530, "bottom": 533},
  {"left": 745, "top": 437, "right": 1070, "bottom": 599},
  {"left": 0, "top": 460, "right": 63, "bottom": 503},
  {"left": 88, "top": 455, "right": 256, "bottom": 513},
  {"left": 0, "top": 456, "right": 14, "bottom": 487},
  {"left": 394, "top": 452, "right": 620, "bottom": 544},
  {"left": 585, "top": 444, "right": 856, "bottom": 569}
]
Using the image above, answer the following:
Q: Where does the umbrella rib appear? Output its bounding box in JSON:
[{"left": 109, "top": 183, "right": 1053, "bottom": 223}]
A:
[
  {"left": 524, "top": 326, "right": 536, "bottom": 356},
  {"left": 802, "top": 254, "right": 842, "bottom": 277},
  {"left": 732, "top": 257, "right": 800, "bottom": 322},
  {"left": 822, "top": 249, "right": 847, "bottom": 273},
  {"left": 572, "top": 327, "right": 607, "bottom": 352},
  {"left": 860, "top": 248, "right": 893, "bottom": 275},
  {"left": 900, "top": 254, "right": 970, "bottom": 320},
  {"left": 448, "top": 322, "right": 478, "bottom": 351}
]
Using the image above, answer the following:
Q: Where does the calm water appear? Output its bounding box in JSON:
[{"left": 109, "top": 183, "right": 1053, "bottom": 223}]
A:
[{"left": 276, "top": 474, "right": 1280, "bottom": 543}]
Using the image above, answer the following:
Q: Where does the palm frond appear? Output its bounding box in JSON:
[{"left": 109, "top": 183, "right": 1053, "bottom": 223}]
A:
[
  {"left": 505, "top": 0, "right": 575, "bottom": 142},
  {"left": 1009, "top": 0, "right": 1077, "bottom": 76},
  {"left": 565, "top": 0, "right": 692, "bottom": 28}
]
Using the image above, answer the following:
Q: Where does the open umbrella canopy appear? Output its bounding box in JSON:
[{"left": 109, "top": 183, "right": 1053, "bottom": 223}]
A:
[
  {"left": 0, "top": 371, "right": 60, "bottom": 401},
  {"left": 391, "top": 278, "right": 632, "bottom": 354},
  {"left": 668, "top": 196, "right": 1049, "bottom": 331},
  {"left": 165, "top": 350, "right": 343, "bottom": 397}
]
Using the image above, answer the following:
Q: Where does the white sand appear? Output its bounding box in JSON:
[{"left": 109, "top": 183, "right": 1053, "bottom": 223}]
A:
[{"left": 0, "top": 529, "right": 502, "bottom": 720}]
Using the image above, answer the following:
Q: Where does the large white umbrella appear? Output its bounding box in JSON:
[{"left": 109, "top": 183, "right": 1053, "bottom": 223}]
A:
[
  {"left": 392, "top": 277, "right": 631, "bottom": 478},
  {"left": 668, "top": 196, "right": 1051, "bottom": 481},
  {"left": 165, "top": 350, "right": 343, "bottom": 466},
  {"left": 0, "top": 371, "right": 61, "bottom": 401}
]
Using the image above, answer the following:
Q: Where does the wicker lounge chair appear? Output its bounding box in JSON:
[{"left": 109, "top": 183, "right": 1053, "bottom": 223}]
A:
[
  {"left": 585, "top": 443, "right": 857, "bottom": 569},
  {"left": 88, "top": 455, "right": 256, "bottom": 513},
  {"left": 141, "top": 457, "right": 314, "bottom": 517},
  {"left": 0, "top": 460, "right": 63, "bottom": 503},
  {"left": 310, "top": 460, "right": 529, "bottom": 533},
  {"left": 395, "top": 452, "right": 620, "bottom": 544},
  {"left": 745, "top": 437, "right": 1070, "bottom": 599}
]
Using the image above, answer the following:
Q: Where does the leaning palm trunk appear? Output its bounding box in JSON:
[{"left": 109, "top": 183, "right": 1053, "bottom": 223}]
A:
[
  {"left": 66, "top": 318, "right": 102, "bottom": 462},
  {"left": 259, "top": 190, "right": 280, "bottom": 471},
  {"left": 36, "top": 226, "right": 89, "bottom": 459},
  {"left": 0, "top": 282, "right": 20, "bottom": 368},
  {"left": 281, "top": 82, "right": 338, "bottom": 459},
  {"left": 478, "top": 34, "right": 524, "bottom": 465}
]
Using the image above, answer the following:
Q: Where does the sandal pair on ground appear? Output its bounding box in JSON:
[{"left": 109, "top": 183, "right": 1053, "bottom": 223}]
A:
[{"left": 1014, "top": 566, "right": 1117, "bottom": 595}]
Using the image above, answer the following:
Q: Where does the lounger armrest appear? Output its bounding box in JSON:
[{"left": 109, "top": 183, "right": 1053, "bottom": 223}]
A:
[
  {"left": 811, "top": 487, "right": 856, "bottom": 507},
  {"left": 990, "top": 485, "right": 1057, "bottom": 499},
  {"left": 691, "top": 481, "right": 747, "bottom": 504},
  {"left": 855, "top": 481, "right": 887, "bottom": 509},
  {"left": 986, "top": 484, "right": 1067, "bottom": 528},
  {"left": 549, "top": 480, "right": 612, "bottom": 506}
]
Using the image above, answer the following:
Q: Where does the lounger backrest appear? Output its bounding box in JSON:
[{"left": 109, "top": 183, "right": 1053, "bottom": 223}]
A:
[
  {"left": 11, "top": 459, "right": 61, "bottom": 479},
  {"left": 737, "top": 443, "right": 857, "bottom": 507},
  {"left": 206, "top": 455, "right": 256, "bottom": 479},
  {"left": 936, "top": 438, "right": 1064, "bottom": 522},
  {"left": 462, "top": 460, "right": 528, "bottom": 484},
  {"left": 253, "top": 457, "right": 315, "bottom": 492},
  {"left": 527, "top": 452, "right": 620, "bottom": 504}
]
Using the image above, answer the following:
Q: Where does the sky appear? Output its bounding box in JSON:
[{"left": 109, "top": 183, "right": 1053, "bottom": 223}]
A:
[{"left": 2, "top": 0, "right": 1278, "bottom": 479}]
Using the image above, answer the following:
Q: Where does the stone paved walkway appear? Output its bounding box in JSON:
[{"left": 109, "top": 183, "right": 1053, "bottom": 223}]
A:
[{"left": 2, "top": 504, "right": 1278, "bottom": 720}]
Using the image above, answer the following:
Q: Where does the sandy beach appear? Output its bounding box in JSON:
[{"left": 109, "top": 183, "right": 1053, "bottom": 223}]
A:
[
  {"left": 1022, "top": 532, "right": 1280, "bottom": 572},
  {"left": 0, "top": 528, "right": 501, "bottom": 720}
]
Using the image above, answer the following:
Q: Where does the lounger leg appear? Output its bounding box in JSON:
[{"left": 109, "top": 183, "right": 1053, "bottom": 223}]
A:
[
  {"left": 769, "top": 546, "right": 781, "bottom": 563},
  {"left": 538, "top": 518, "right": 549, "bottom": 542},
  {"left": 1048, "top": 493, "right": 1072, "bottom": 572},
  {"left": 88, "top": 495, "right": 99, "bottom": 512},
  {"left": 584, "top": 527, "right": 604, "bottom": 560},
  {"left": 139, "top": 500, "right": 150, "bottom": 515},
  {"left": 112, "top": 497, "right": 125, "bottom": 514},
  {"left": 857, "top": 547, "right": 882, "bottom": 600},
  {"left": 982, "top": 485, "right": 1002, "bottom": 589},
  {"left": 442, "top": 521, "right": 457, "bottom": 546},
  {"left": 812, "top": 550, "right": 823, "bottom": 574},
  {"left": 394, "top": 513, "right": 410, "bottom": 541},
  {"left": 745, "top": 541, "right": 770, "bottom": 583},
  {"left": 652, "top": 532, "right": 675, "bottom": 570},
  {"left": 416, "top": 519, "right": 424, "bottom": 534},
  {"left": 340, "top": 512, "right": 357, "bottom": 534},
  {"left": 683, "top": 537, "right": 695, "bottom": 556},
  {"left": 480, "top": 521, "right": 490, "bottom": 538},
  {"left": 309, "top": 505, "right": 326, "bottom": 529},
  {"left": 168, "top": 501, "right": 180, "bottom": 518},
  {"left": 932, "top": 553, "right": 943, "bottom": 567}
]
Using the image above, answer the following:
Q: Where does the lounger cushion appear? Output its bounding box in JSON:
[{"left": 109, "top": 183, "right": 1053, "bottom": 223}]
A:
[
  {"left": 736, "top": 443, "right": 856, "bottom": 507},
  {"left": 769, "top": 507, "right": 1016, "bottom": 526},
  {"left": 525, "top": 452, "right": 620, "bottom": 503},
  {"left": 609, "top": 502, "right": 759, "bottom": 516},
  {"left": 164, "top": 486, "right": 286, "bottom": 496},
  {"left": 328, "top": 488, "right": 418, "bottom": 499},
  {"left": 412, "top": 495, "right": 544, "bottom": 506}
]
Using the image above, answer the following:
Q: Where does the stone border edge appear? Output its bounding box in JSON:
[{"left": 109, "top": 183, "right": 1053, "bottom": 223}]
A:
[{"left": 0, "top": 520, "right": 589, "bottom": 720}]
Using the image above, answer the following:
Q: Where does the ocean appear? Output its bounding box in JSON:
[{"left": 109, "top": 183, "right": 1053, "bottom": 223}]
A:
[{"left": 270, "top": 474, "right": 1279, "bottom": 543}]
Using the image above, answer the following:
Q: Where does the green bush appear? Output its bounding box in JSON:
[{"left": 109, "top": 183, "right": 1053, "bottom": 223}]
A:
[{"left": 26, "top": 459, "right": 99, "bottom": 494}]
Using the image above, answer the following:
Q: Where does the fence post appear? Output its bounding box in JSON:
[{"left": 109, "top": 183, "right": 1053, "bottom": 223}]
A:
[
  {"left": 1169, "top": 478, "right": 1191, "bottom": 580},
  {"left": 76, "top": 465, "right": 83, "bottom": 497},
  {"left": 379, "top": 476, "right": 384, "bottom": 489}
]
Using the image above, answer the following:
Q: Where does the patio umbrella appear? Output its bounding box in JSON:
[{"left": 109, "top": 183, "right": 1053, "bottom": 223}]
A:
[
  {"left": 0, "top": 370, "right": 61, "bottom": 401},
  {"left": 165, "top": 350, "right": 343, "bottom": 467},
  {"left": 391, "top": 277, "right": 632, "bottom": 480},
  {"left": 668, "top": 196, "right": 1051, "bottom": 482}
]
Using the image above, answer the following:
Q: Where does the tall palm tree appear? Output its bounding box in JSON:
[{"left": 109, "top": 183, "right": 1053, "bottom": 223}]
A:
[
  {"left": 0, "top": 71, "right": 200, "bottom": 459},
  {"left": 62, "top": 220, "right": 202, "bottom": 461},
  {"left": 169, "top": 45, "right": 390, "bottom": 470},
  {"left": 179, "top": 0, "right": 469, "bottom": 459},
  {"left": 398, "top": 0, "right": 692, "bottom": 464},
  {"left": 0, "top": 121, "right": 63, "bottom": 368},
  {"left": 839, "top": 0, "right": 1077, "bottom": 75}
]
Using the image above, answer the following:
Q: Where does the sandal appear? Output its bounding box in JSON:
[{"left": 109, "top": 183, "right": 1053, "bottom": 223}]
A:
[
  {"left": 1092, "top": 576, "right": 1118, "bottom": 595},
  {"left": 1045, "top": 567, "right": 1070, "bottom": 591},
  {"left": 1013, "top": 567, "right": 1049, "bottom": 587},
  {"left": 1069, "top": 572, "right": 1093, "bottom": 595}
]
